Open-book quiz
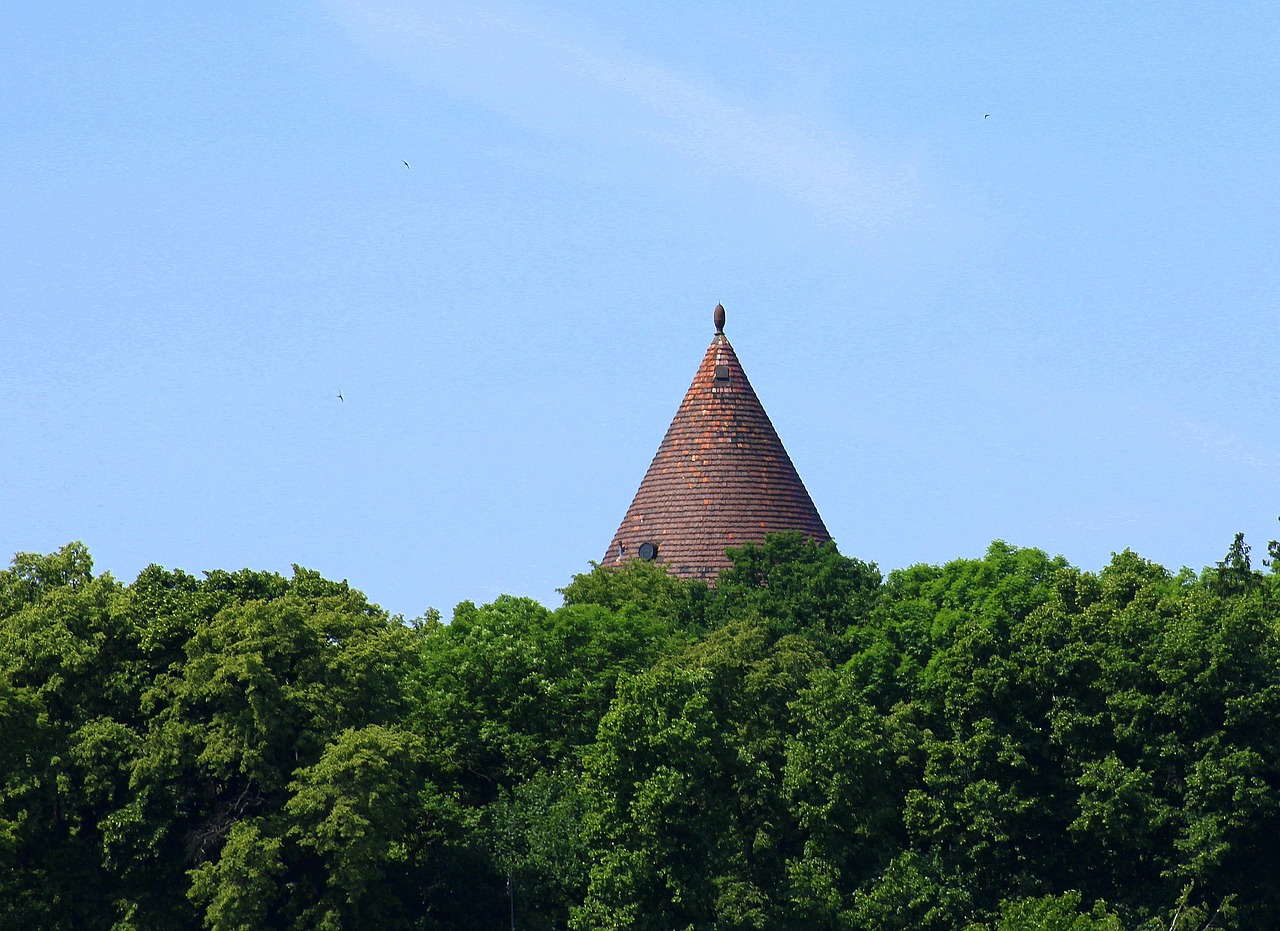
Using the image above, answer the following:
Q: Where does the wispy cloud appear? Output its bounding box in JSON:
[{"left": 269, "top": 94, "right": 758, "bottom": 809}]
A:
[
  {"left": 328, "top": 0, "right": 918, "bottom": 232},
  {"left": 1167, "top": 416, "right": 1273, "bottom": 473}
]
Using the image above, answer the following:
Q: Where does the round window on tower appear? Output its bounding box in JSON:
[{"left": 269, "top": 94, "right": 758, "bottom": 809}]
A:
[{"left": 638, "top": 541, "right": 659, "bottom": 561}]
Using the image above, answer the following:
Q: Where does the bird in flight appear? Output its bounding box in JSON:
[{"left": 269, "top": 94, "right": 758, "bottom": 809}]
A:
[
  {"left": 984, "top": 113, "right": 990, "bottom": 118},
  {"left": 337, "top": 391, "right": 344, "bottom": 402},
  {"left": 402, "top": 160, "right": 411, "bottom": 169}
]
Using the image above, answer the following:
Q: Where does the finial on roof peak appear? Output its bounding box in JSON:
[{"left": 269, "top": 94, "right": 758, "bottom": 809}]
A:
[{"left": 714, "top": 303, "right": 726, "bottom": 334}]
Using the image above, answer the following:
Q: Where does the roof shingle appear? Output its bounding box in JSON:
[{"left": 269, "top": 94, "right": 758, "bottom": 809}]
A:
[{"left": 603, "top": 306, "right": 830, "bottom": 580}]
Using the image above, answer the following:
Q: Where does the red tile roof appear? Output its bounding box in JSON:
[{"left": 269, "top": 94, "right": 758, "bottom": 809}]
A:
[{"left": 603, "top": 305, "right": 831, "bottom": 581}]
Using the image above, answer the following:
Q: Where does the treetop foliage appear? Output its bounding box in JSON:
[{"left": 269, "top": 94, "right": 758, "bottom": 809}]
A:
[{"left": 3, "top": 530, "right": 1280, "bottom": 929}]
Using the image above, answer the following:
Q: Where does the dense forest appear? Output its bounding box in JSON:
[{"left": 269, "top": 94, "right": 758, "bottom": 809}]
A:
[{"left": 3, "top": 531, "right": 1280, "bottom": 930}]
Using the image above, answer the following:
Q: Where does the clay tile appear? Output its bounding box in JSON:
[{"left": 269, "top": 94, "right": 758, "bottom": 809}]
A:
[{"left": 603, "top": 304, "right": 831, "bottom": 580}]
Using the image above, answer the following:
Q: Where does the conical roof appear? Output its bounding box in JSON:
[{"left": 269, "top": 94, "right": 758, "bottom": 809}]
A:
[{"left": 603, "top": 305, "right": 831, "bottom": 581}]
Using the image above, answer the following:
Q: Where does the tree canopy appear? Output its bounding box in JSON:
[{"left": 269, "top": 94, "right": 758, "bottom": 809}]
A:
[{"left": 3, "top": 530, "right": 1279, "bottom": 929}]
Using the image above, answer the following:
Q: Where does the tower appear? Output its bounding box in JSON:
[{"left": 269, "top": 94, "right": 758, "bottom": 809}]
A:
[{"left": 603, "top": 304, "right": 831, "bottom": 581}]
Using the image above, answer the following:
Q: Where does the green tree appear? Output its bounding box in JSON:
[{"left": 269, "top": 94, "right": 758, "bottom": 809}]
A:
[
  {"left": 407, "top": 595, "right": 684, "bottom": 929},
  {"left": 574, "top": 620, "right": 828, "bottom": 931},
  {"left": 781, "top": 669, "right": 911, "bottom": 928},
  {"left": 410, "top": 596, "right": 680, "bottom": 800},
  {"left": 561, "top": 557, "right": 710, "bottom": 632},
  {"left": 712, "top": 531, "right": 881, "bottom": 645},
  {"left": 972, "top": 892, "right": 1124, "bottom": 931},
  {"left": 0, "top": 543, "right": 141, "bottom": 930}
]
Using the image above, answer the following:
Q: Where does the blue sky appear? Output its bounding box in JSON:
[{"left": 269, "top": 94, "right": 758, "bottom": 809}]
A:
[{"left": 3, "top": 1, "right": 1278, "bottom": 618}]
